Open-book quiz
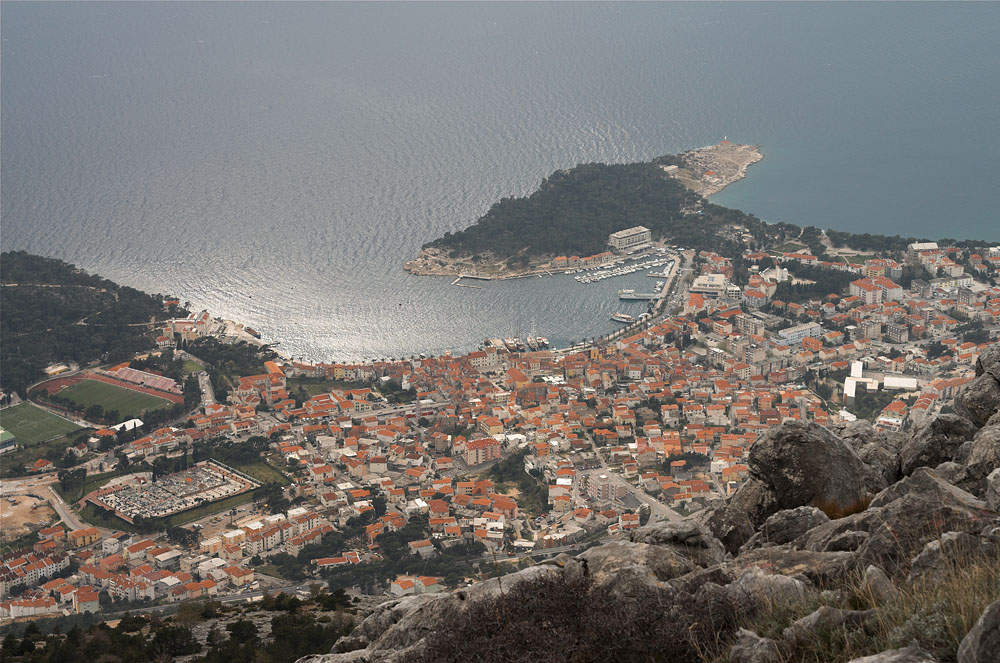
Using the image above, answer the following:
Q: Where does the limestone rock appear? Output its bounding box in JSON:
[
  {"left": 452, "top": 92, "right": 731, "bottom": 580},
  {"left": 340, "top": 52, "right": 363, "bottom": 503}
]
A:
[
  {"left": 726, "top": 568, "right": 810, "bottom": 605},
  {"left": 735, "top": 546, "right": 858, "bottom": 585},
  {"left": 831, "top": 420, "right": 903, "bottom": 485},
  {"left": 962, "top": 425, "right": 1000, "bottom": 496},
  {"left": 701, "top": 501, "right": 756, "bottom": 556},
  {"left": 666, "top": 564, "right": 736, "bottom": 595},
  {"left": 462, "top": 564, "right": 563, "bottom": 602},
  {"left": 986, "top": 468, "right": 1000, "bottom": 512},
  {"left": 628, "top": 521, "right": 727, "bottom": 564},
  {"left": 728, "top": 628, "right": 782, "bottom": 663},
  {"left": 796, "top": 508, "right": 884, "bottom": 553},
  {"left": 747, "top": 421, "right": 884, "bottom": 522},
  {"left": 974, "top": 344, "right": 1000, "bottom": 377},
  {"left": 899, "top": 415, "right": 977, "bottom": 477},
  {"left": 578, "top": 539, "right": 711, "bottom": 586},
  {"left": 907, "top": 531, "right": 980, "bottom": 584},
  {"left": 324, "top": 593, "right": 458, "bottom": 663},
  {"left": 933, "top": 461, "right": 965, "bottom": 484},
  {"left": 727, "top": 567, "right": 810, "bottom": 606},
  {"left": 957, "top": 355, "right": 1000, "bottom": 427},
  {"left": 954, "top": 440, "right": 975, "bottom": 465},
  {"left": 319, "top": 565, "right": 565, "bottom": 662},
  {"left": 845, "top": 647, "right": 938, "bottom": 663},
  {"left": 824, "top": 530, "right": 871, "bottom": 552},
  {"left": 781, "top": 606, "right": 875, "bottom": 645},
  {"left": 858, "top": 469, "right": 991, "bottom": 573},
  {"left": 958, "top": 598, "right": 1000, "bottom": 663},
  {"left": 862, "top": 565, "right": 899, "bottom": 603},
  {"left": 729, "top": 477, "right": 780, "bottom": 531},
  {"left": 740, "top": 506, "right": 830, "bottom": 553}
]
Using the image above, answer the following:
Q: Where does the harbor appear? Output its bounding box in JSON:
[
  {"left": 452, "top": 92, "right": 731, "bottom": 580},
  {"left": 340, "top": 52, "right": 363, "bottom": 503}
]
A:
[
  {"left": 483, "top": 336, "right": 550, "bottom": 352},
  {"left": 571, "top": 254, "right": 673, "bottom": 284}
]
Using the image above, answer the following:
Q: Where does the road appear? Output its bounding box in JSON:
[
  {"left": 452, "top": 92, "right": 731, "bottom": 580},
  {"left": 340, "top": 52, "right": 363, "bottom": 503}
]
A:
[
  {"left": 102, "top": 581, "right": 319, "bottom": 619},
  {"left": 370, "top": 399, "right": 451, "bottom": 419},
  {"left": 479, "top": 543, "right": 582, "bottom": 562},
  {"left": 39, "top": 483, "right": 86, "bottom": 531},
  {"left": 1, "top": 473, "right": 89, "bottom": 532},
  {"left": 197, "top": 370, "right": 216, "bottom": 407},
  {"left": 581, "top": 433, "right": 682, "bottom": 524}
]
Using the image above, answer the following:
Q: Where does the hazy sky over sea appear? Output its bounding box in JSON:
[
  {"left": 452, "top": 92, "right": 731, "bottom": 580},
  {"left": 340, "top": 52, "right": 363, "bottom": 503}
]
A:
[{"left": 3, "top": 2, "right": 998, "bottom": 359}]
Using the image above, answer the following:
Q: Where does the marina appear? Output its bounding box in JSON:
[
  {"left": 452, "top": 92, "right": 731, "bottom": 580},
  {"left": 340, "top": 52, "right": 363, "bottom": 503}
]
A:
[
  {"left": 573, "top": 255, "right": 673, "bottom": 284},
  {"left": 482, "top": 336, "right": 550, "bottom": 352}
]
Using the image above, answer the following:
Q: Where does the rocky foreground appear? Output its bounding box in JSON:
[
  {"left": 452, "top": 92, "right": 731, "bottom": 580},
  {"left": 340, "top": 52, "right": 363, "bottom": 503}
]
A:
[{"left": 300, "top": 346, "right": 1000, "bottom": 663}]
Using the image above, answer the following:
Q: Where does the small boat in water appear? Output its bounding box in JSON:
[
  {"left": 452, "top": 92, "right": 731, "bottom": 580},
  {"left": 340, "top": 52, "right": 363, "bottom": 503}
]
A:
[{"left": 610, "top": 312, "right": 636, "bottom": 323}]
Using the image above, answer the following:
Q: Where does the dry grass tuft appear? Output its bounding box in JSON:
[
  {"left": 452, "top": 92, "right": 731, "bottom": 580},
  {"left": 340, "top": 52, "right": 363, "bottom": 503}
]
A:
[
  {"left": 812, "top": 495, "right": 873, "bottom": 520},
  {"left": 714, "top": 544, "right": 1000, "bottom": 663}
]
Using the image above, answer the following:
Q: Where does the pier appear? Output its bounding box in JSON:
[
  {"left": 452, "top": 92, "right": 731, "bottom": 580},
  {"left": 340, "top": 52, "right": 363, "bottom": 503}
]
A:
[
  {"left": 618, "top": 289, "right": 658, "bottom": 300},
  {"left": 452, "top": 274, "right": 485, "bottom": 289}
]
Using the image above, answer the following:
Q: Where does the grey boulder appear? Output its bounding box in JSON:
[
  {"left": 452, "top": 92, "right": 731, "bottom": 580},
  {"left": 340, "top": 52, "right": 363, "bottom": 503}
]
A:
[
  {"left": 986, "top": 467, "right": 1000, "bottom": 511},
  {"left": 740, "top": 506, "right": 830, "bottom": 553},
  {"left": 956, "top": 348, "right": 1000, "bottom": 427},
  {"left": 746, "top": 421, "right": 885, "bottom": 522},
  {"left": 962, "top": 424, "right": 1000, "bottom": 497},
  {"left": 845, "top": 647, "right": 938, "bottom": 663},
  {"left": 831, "top": 419, "right": 903, "bottom": 485},
  {"left": 857, "top": 468, "right": 992, "bottom": 572},
  {"left": 861, "top": 565, "right": 899, "bottom": 603},
  {"left": 907, "top": 531, "right": 980, "bottom": 584},
  {"left": 958, "top": 598, "right": 1000, "bottom": 663},
  {"left": 728, "top": 628, "right": 782, "bottom": 663},
  {"left": 899, "top": 415, "right": 977, "bottom": 477},
  {"left": 781, "top": 606, "right": 875, "bottom": 645}
]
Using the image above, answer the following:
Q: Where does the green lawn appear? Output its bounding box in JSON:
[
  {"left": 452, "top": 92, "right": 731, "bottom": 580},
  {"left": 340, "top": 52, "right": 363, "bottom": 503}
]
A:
[
  {"left": 0, "top": 402, "right": 83, "bottom": 446},
  {"left": 78, "top": 503, "right": 141, "bottom": 533},
  {"left": 55, "top": 469, "right": 128, "bottom": 503},
  {"left": 287, "top": 378, "right": 368, "bottom": 398},
  {"left": 229, "top": 461, "right": 289, "bottom": 486},
  {"left": 58, "top": 379, "right": 173, "bottom": 418},
  {"left": 774, "top": 242, "right": 808, "bottom": 253},
  {"left": 181, "top": 360, "right": 204, "bottom": 375}
]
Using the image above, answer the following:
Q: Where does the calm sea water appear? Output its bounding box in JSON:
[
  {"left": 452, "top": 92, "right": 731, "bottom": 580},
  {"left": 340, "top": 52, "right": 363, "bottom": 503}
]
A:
[{"left": 3, "top": 2, "right": 998, "bottom": 361}]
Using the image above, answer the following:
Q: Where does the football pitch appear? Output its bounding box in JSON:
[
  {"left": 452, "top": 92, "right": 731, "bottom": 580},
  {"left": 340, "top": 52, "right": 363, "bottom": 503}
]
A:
[
  {"left": 58, "top": 379, "right": 173, "bottom": 418},
  {"left": 0, "top": 403, "right": 82, "bottom": 446}
]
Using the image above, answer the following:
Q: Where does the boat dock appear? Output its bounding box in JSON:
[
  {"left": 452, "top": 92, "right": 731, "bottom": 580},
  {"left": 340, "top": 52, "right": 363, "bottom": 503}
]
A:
[
  {"left": 452, "top": 274, "right": 485, "bottom": 289},
  {"left": 618, "top": 289, "right": 658, "bottom": 300}
]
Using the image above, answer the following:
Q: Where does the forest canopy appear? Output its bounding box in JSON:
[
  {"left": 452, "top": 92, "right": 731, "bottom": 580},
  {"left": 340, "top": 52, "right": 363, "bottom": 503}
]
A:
[
  {"left": 424, "top": 159, "right": 753, "bottom": 261},
  {"left": 0, "top": 251, "right": 177, "bottom": 396}
]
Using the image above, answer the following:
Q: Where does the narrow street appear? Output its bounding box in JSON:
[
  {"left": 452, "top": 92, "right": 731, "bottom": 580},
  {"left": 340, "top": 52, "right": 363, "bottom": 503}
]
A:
[{"left": 582, "top": 432, "right": 682, "bottom": 524}]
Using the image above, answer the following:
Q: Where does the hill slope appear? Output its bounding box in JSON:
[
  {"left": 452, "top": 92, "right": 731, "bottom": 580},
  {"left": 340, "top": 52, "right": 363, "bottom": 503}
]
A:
[{"left": 0, "top": 251, "right": 179, "bottom": 396}]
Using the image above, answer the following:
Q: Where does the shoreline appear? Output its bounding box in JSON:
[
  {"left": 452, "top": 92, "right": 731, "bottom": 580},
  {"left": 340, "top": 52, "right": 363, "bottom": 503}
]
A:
[{"left": 403, "top": 141, "right": 763, "bottom": 279}]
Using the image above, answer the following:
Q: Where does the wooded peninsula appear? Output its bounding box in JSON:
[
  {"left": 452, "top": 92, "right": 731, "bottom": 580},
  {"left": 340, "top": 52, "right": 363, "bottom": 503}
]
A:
[{"left": 404, "top": 141, "right": 763, "bottom": 278}]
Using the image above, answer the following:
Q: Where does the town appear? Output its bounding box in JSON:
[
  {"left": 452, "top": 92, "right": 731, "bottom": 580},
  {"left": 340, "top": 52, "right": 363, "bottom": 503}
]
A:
[{"left": 2, "top": 230, "right": 999, "bottom": 625}]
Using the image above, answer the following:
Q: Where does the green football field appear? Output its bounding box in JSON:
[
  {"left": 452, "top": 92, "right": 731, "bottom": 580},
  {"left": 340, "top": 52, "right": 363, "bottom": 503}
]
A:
[
  {"left": 0, "top": 402, "right": 83, "bottom": 446},
  {"left": 58, "top": 379, "right": 173, "bottom": 418}
]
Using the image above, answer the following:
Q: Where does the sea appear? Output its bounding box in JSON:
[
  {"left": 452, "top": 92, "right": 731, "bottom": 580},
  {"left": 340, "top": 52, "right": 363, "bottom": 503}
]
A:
[{"left": 2, "top": 2, "right": 998, "bottom": 361}]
